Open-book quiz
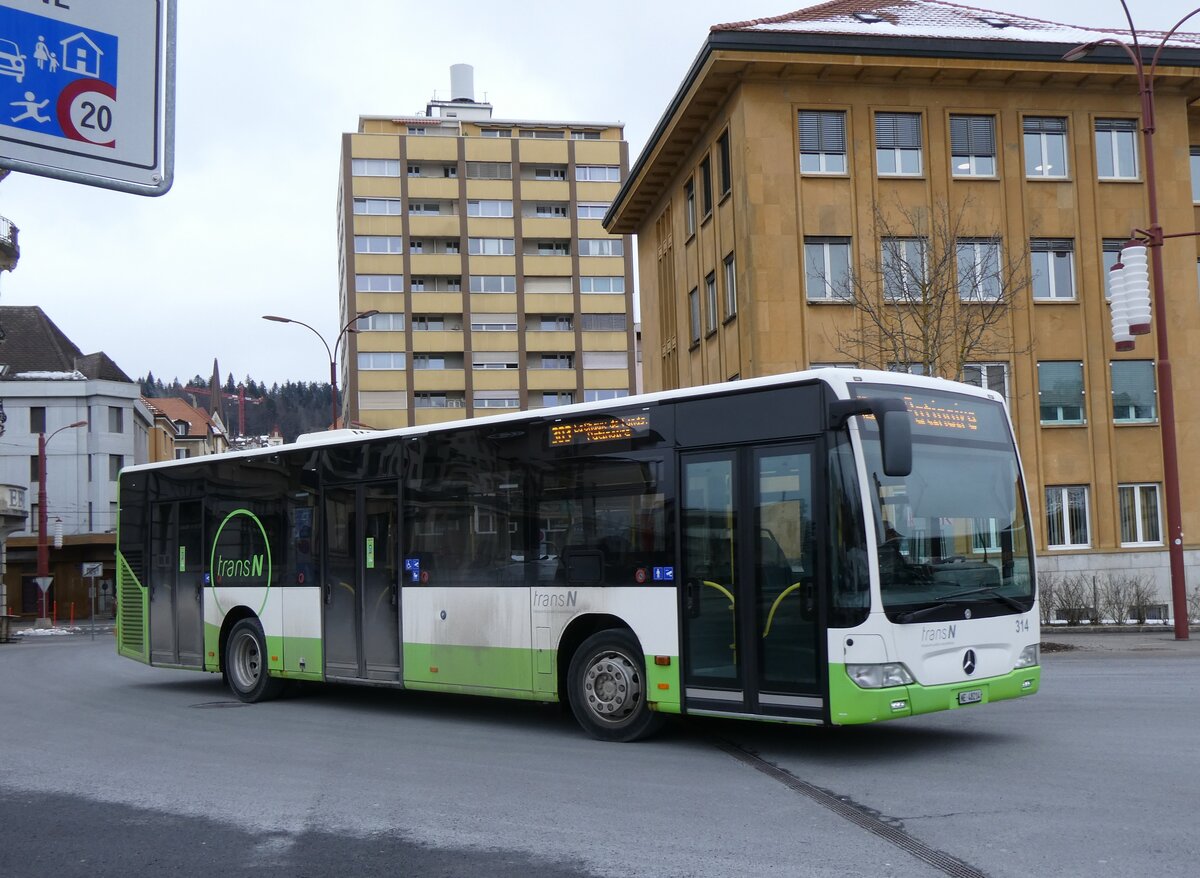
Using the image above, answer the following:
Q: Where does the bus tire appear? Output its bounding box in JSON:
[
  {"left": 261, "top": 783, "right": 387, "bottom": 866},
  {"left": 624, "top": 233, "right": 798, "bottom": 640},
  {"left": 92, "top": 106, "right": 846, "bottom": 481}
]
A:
[
  {"left": 224, "top": 618, "right": 285, "bottom": 703},
  {"left": 567, "top": 630, "right": 664, "bottom": 742}
]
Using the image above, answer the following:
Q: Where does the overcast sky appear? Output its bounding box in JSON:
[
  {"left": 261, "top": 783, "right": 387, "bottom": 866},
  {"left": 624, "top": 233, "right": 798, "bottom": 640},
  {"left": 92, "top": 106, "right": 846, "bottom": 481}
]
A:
[{"left": 0, "top": 0, "right": 1194, "bottom": 386}]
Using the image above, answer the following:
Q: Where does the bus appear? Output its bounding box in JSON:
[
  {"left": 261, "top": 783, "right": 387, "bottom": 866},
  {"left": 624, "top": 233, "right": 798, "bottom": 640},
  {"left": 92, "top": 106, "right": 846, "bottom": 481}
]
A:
[{"left": 116, "top": 369, "right": 1039, "bottom": 741}]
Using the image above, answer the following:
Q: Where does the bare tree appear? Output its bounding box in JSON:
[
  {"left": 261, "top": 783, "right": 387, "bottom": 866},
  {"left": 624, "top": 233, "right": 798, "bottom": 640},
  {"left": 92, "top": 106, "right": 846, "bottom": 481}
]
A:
[
  {"left": 1037, "top": 572, "right": 1058, "bottom": 627},
  {"left": 1099, "top": 574, "right": 1133, "bottom": 625},
  {"left": 1127, "top": 576, "right": 1158, "bottom": 625},
  {"left": 828, "top": 196, "right": 1031, "bottom": 379}
]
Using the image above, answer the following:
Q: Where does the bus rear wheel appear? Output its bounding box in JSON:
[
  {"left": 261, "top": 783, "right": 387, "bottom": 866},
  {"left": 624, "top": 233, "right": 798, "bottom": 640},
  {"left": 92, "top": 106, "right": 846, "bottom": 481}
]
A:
[
  {"left": 225, "top": 618, "right": 285, "bottom": 703},
  {"left": 567, "top": 630, "right": 664, "bottom": 742}
]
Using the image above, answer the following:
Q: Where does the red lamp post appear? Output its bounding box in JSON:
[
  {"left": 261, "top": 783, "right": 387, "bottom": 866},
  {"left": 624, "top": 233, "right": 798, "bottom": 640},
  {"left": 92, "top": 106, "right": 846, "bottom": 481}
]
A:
[
  {"left": 1064, "top": 2, "right": 1200, "bottom": 639},
  {"left": 36, "top": 419, "right": 87, "bottom": 625}
]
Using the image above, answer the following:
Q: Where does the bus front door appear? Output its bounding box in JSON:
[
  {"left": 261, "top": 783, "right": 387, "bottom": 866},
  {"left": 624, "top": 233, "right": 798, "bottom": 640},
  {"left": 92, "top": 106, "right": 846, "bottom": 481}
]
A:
[
  {"left": 148, "top": 500, "right": 204, "bottom": 668},
  {"left": 681, "top": 445, "right": 823, "bottom": 721},
  {"left": 323, "top": 483, "right": 401, "bottom": 683}
]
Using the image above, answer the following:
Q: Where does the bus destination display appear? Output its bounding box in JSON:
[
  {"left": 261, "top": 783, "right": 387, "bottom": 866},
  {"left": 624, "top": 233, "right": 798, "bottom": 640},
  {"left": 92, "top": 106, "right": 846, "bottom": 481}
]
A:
[{"left": 549, "top": 414, "right": 650, "bottom": 447}]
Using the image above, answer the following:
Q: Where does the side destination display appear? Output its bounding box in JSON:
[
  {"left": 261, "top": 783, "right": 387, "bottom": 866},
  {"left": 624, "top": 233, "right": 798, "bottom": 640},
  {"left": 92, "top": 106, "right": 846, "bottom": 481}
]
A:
[{"left": 548, "top": 413, "right": 650, "bottom": 448}]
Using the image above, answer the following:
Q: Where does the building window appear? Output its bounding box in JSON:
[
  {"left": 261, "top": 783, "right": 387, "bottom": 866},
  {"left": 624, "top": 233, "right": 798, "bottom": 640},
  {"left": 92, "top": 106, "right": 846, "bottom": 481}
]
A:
[
  {"left": 538, "top": 315, "right": 573, "bottom": 331},
  {"left": 351, "top": 158, "right": 400, "bottom": 176},
  {"left": 688, "top": 288, "right": 700, "bottom": 346},
  {"left": 408, "top": 202, "right": 447, "bottom": 216},
  {"left": 950, "top": 114, "right": 996, "bottom": 177},
  {"left": 962, "top": 363, "right": 1009, "bottom": 403},
  {"left": 470, "top": 314, "right": 518, "bottom": 331},
  {"left": 579, "top": 277, "right": 625, "bottom": 294},
  {"left": 29, "top": 455, "right": 39, "bottom": 481},
  {"left": 1191, "top": 148, "right": 1200, "bottom": 202},
  {"left": 803, "top": 237, "right": 852, "bottom": 302},
  {"left": 1102, "top": 239, "right": 1126, "bottom": 300},
  {"left": 109, "top": 454, "right": 124, "bottom": 482},
  {"left": 699, "top": 156, "right": 713, "bottom": 216},
  {"left": 882, "top": 237, "right": 927, "bottom": 301},
  {"left": 1030, "top": 239, "right": 1076, "bottom": 300},
  {"left": 580, "top": 314, "right": 625, "bottom": 331},
  {"left": 576, "top": 203, "right": 608, "bottom": 220},
  {"left": 358, "top": 352, "right": 407, "bottom": 370},
  {"left": 30, "top": 406, "right": 45, "bottom": 433},
  {"left": 473, "top": 392, "right": 520, "bottom": 409},
  {"left": 704, "top": 272, "right": 718, "bottom": 334},
  {"left": 956, "top": 238, "right": 1002, "bottom": 301},
  {"left": 1045, "top": 485, "right": 1090, "bottom": 548},
  {"left": 571, "top": 131, "right": 600, "bottom": 141},
  {"left": 465, "top": 161, "right": 511, "bottom": 180},
  {"left": 1023, "top": 117, "right": 1068, "bottom": 178},
  {"left": 353, "top": 197, "right": 402, "bottom": 215},
  {"left": 575, "top": 165, "right": 621, "bottom": 182},
  {"left": 578, "top": 239, "right": 624, "bottom": 257},
  {"left": 407, "top": 127, "right": 426, "bottom": 136},
  {"left": 466, "top": 199, "right": 513, "bottom": 218},
  {"left": 357, "top": 313, "right": 404, "bottom": 331},
  {"left": 684, "top": 178, "right": 696, "bottom": 237},
  {"left": 1038, "top": 361, "right": 1085, "bottom": 424},
  {"left": 353, "top": 235, "right": 402, "bottom": 254},
  {"left": 1111, "top": 360, "right": 1157, "bottom": 423},
  {"left": 520, "top": 129, "right": 564, "bottom": 139},
  {"left": 535, "top": 241, "right": 570, "bottom": 256},
  {"left": 723, "top": 253, "right": 737, "bottom": 319},
  {"left": 468, "top": 237, "right": 515, "bottom": 255},
  {"left": 584, "top": 389, "right": 629, "bottom": 403},
  {"left": 480, "top": 128, "right": 511, "bottom": 138},
  {"left": 536, "top": 353, "right": 574, "bottom": 369},
  {"left": 540, "top": 392, "right": 576, "bottom": 407},
  {"left": 407, "top": 164, "right": 421, "bottom": 178},
  {"left": 798, "top": 110, "right": 847, "bottom": 174},
  {"left": 412, "top": 354, "right": 447, "bottom": 370},
  {"left": 534, "top": 166, "right": 566, "bottom": 180},
  {"left": 469, "top": 275, "right": 516, "bottom": 293},
  {"left": 413, "top": 315, "right": 447, "bottom": 331},
  {"left": 471, "top": 353, "right": 519, "bottom": 370},
  {"left": 415, "top": 392, "right": 465, "bottom": 408},
  {"left": 717, "top": 130, "right": 732, "bottom": 196},
  {"left": 1119, "top": 483, "right": 1162, "bottom": 546},
  {"left": 875, "top": 112, "right": 923, "bottom": 176},
  {"left": 355, "top": 275, "right": 404, "bottom": 293},
  {"left": 108, "top": 406, "right": 124, "bottom": 434},
  {"left": 1095, "top": 118, "right": 1138, "bottom": 179}
]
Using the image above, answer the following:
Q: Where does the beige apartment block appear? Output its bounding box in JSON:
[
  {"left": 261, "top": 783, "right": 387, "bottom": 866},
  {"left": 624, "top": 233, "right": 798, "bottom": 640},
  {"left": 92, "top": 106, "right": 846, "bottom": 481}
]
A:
[
  {"left": 605, "top": 1, "right": 1200, "bottom": 611},
  {"left": 337, "top": 65, "right": 635, "bottom": 430}
]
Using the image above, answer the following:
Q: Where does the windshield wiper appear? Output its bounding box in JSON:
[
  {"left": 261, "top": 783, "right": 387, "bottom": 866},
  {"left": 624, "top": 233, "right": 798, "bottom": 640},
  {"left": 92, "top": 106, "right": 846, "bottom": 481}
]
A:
[{"left": 895, "top": 587, "right": 1026, "bottom": 623}]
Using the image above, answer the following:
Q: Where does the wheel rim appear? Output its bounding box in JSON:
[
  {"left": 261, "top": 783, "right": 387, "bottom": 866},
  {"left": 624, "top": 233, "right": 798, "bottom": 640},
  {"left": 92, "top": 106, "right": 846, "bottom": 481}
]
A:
[
  {"left": 228, "top": 629, "right": 263, "bottom": 693},
  {"left": 582, "top": 648, "right": 643, "bottom": 725}
]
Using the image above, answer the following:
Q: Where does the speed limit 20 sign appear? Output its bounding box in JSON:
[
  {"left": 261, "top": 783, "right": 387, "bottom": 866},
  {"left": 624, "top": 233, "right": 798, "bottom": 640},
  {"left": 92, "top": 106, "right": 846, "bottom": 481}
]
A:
[{"left": 0, "top": 1, "right": 175, "bottom": 196}]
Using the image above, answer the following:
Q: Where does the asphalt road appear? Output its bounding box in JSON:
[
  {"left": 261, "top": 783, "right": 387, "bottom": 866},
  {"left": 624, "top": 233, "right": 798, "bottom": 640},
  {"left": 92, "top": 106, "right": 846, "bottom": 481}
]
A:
[{"left": 1, "top": 630, "right": 1197, "bottom": 878}]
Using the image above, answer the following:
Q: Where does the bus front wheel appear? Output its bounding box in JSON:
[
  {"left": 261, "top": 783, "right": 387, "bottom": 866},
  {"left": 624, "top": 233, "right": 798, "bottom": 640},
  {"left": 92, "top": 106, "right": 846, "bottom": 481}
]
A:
[
  {"left": 567, "top": 630, "right": 664, "bottom": 742},
  {"left": 224, "top": 618, "right": 285, "bottom": 703}
]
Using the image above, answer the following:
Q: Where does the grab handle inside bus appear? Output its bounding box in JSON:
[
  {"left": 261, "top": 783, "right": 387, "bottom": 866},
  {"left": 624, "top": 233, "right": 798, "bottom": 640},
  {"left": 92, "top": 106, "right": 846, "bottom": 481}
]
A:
[{"left": 829, "top": 397, "right": 913, "bottom": 477}]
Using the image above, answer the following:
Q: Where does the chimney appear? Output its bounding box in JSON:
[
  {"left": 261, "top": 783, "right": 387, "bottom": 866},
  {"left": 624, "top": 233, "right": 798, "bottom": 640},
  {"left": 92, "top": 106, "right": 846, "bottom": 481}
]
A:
[{"left": 450, "top": 64, "right": 474, "bottom": 102}]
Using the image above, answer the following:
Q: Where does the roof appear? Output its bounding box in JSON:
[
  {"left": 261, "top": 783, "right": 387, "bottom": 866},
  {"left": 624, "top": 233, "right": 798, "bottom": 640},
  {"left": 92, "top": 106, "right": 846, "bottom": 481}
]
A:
[
  {"left": 0, "top": 305, "right": 132, "bottom": 382},
  {"left": 605, "top": 0, "right": 1200, "bottom": 233},
  {"left": 711, "top": 1, "right": 1200, "bottom": 48},
  {"left": 144, "top": 397, "right": 225, "bottom": 439}
]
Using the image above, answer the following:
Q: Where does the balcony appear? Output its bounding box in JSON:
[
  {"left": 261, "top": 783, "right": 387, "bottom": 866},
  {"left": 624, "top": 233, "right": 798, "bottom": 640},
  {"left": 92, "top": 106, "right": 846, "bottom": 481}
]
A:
[{"left": 0, "top": 216, "right": 19, "bottom": 272}]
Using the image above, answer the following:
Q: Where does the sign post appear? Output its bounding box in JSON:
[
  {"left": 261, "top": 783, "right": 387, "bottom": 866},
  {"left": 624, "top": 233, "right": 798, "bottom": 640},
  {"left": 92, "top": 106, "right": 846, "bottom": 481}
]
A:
[
  {"left": 82, "top": 561, "right": 101, "bottom": 639},
  {"left": 0, "top": 0, "right": 175, "bottom": 195},
  {"left": 33, "top": 574, "right": 51, "bottom": 628}
]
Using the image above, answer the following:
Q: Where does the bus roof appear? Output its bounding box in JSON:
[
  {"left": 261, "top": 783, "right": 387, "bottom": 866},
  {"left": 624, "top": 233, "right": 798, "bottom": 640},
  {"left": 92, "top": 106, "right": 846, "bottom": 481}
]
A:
[{"left": 123, "top": 368, "right": 1002, "bottom": 475}]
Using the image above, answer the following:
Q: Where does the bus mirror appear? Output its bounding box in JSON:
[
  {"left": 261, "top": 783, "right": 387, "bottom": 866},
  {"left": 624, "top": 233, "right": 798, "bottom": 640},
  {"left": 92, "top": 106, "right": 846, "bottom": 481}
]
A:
[{"left": 880, "top": 410, "right": 913, "bottom": 477}]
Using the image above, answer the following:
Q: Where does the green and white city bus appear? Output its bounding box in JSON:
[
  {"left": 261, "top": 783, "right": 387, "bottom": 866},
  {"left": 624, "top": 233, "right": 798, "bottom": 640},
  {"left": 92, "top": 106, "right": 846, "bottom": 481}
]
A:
[{"left": 116, "top": 369, "right": 1039, "bottom": 741}]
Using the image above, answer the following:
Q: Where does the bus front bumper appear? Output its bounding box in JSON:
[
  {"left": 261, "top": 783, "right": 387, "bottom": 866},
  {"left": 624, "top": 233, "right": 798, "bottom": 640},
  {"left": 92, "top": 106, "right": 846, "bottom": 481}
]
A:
[{"left": 829, "top": 663, "right": 1041, "bottom": 725}]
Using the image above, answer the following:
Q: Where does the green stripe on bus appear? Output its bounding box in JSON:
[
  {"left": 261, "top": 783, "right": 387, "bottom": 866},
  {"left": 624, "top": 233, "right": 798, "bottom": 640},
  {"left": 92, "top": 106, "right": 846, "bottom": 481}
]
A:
[{"left": 828, "top": 663, "right": 1041, "bottom": 725}]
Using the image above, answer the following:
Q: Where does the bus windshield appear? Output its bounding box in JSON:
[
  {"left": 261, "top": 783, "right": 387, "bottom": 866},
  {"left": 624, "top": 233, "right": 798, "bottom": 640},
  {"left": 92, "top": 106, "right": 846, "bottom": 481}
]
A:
[{"left": 853, "top": 384, "right": 1035, "bottom": 622}]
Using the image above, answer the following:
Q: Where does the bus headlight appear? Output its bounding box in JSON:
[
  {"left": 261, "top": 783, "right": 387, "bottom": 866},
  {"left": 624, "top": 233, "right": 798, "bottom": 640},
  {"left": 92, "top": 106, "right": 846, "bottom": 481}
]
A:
[
  {"left": 846, "top": 663, "right": 914, "bottom": 689},
  {"left": 1015, "top": 644, "right": 1039, "bottom": 668}
]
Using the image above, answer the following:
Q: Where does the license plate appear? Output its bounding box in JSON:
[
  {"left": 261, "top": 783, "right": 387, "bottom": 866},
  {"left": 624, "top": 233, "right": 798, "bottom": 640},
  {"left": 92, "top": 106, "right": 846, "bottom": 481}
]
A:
[{"left": 958, "top": 689, "right": 983, "bottom": 705}]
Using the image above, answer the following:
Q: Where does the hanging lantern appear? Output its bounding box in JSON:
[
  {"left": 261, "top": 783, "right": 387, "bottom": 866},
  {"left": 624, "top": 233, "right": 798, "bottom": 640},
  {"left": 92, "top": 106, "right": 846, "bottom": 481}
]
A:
[
  {"left": 53, "top": 517, "right": 63, "bottom": 549},
  {"left": 1108, "top": 261, "right": 1135, "bottom": 351},
  {"left": 1120, "top": 242, "right": 1151, "bottom": 335}
]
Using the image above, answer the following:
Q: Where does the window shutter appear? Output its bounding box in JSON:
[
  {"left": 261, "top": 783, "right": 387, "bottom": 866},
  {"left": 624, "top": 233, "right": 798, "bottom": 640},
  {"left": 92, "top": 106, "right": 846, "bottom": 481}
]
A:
[
  {"left": 1030, "top": 238, "right": 1074, "bottom": 253},
  {"left": 1023, "top": 116, "right": 1067, "bottom": 134},
  {"left": 1038, "top": 362, "right": 1084, "bottom": 405},
  {"left": 1096, "top": 118, "right": 1137, "bottom": 133},
  {"left": 876, "top": 113, "right": 922, "bottom": 148},
  {"left": 799, "top": 111, "right": 845, "bottom": 153},
  {"left": 953, "top": 116, "right": 995, "bottom": 155}
]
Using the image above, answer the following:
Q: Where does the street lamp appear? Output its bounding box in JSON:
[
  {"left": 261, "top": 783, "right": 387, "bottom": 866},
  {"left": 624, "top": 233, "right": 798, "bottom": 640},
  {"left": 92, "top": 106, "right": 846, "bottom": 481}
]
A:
[
  {"left": 36, "top": 419, "right": 87, "bottom": 626},
  {"left": 262, "top": 311, "right": 380, "bottom": 428},
  {"left": 1064, "top": 3, "right": 1200, "bottom": 639}
]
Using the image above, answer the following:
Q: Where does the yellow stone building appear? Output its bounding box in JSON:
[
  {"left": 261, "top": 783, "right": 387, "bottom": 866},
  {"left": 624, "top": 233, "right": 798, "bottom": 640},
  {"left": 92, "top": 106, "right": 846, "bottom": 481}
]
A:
[
  {"left": 337, "top": 65, "right": 635, "bottom": 429},
  {"left": 606, "top": 1, "right": 1200, "bottom": 613}
]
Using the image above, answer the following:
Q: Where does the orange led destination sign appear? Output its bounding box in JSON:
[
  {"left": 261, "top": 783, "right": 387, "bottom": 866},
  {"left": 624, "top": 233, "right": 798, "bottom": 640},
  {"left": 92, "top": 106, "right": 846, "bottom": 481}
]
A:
[
  {"left": 549, "top": 414, "right": 651, "bottom": 447},
  {"left": 906, "top": 399, "right": 979, "bottom": 432}
]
